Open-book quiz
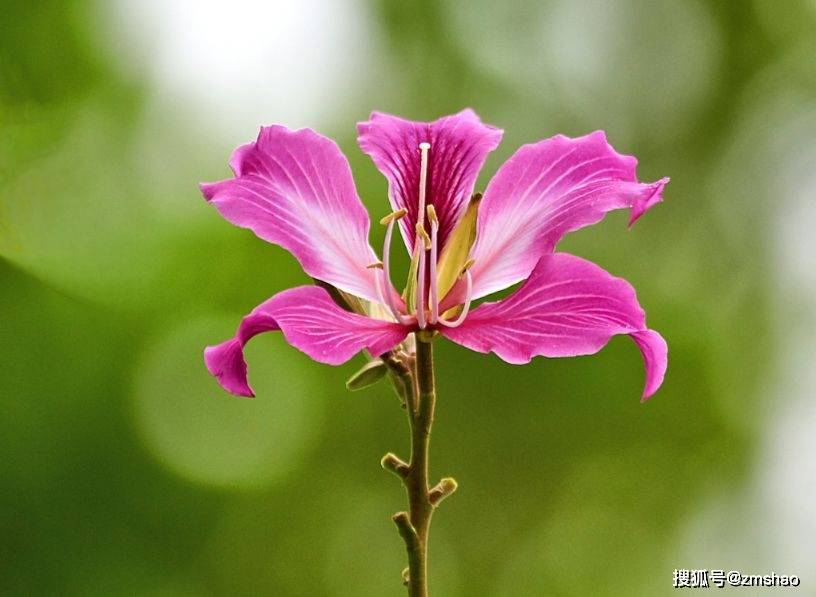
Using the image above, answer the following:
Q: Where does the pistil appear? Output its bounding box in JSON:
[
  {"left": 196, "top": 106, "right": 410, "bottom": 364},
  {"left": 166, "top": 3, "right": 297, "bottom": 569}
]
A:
[
  {"left": 417, "top": 142, "right": 430, "bottom": 227},
  {"left": 414, "top": 142, "right": 432, "bottom": 329}
]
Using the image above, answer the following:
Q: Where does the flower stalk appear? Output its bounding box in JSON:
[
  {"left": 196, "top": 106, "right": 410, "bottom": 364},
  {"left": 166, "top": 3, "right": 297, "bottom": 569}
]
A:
[{"left": 383, "top": 331, "right": 452, "bottom": 596}]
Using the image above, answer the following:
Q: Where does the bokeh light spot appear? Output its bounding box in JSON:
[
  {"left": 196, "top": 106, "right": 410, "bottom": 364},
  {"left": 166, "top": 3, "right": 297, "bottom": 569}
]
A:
[
  {"left": 445, "top": 0, "right": 720, "bottom": 143},
  {"left": 100, "top": 0, "right": 375, "bottom": 135},
  {"left": 132, "top": 315, "right": 325, "bottom": 489}
]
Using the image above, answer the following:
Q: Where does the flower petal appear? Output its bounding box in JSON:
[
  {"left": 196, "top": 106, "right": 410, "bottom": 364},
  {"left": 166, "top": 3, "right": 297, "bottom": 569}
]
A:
[
  {"left": 629, "top": 330, "right": 668, "bottom": 401},
  {"left": 201, "top": 126, "right": 380, "bottom": 302},
  {"left": 438, "top": 253, "right": 667, "bottom": 399},
  {"left": 357, "top": 109, "right": 502, "bottom": 252},
  {"left": 205, "top": 286, "right": 409, "bottom": 397},
  {"left": 466, "top": 130, "right": 668, "bottom": 300}
]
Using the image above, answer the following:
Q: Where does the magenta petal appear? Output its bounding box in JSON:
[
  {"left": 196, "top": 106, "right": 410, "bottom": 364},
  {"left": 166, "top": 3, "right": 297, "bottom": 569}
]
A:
[
  {"left": 357, "top": 109, "right": 503, "bottom": 252},
  {"left": 205, "top": 339, "right": 255, "bottom": 397},
  {"left": 467, "top": 130, "right": 669, "bottom": 300},
  {"left": 439, "top": 253, "right": 667, "bottom": 399},
  {"left": 201, "top": 126, "right": 380, "bottom": 302},
  {"left": 204, "top": 286, "right": 409, "bottom": 397},
  {"left": 630, "top": 330, "right": 668, "bottom": 401}
]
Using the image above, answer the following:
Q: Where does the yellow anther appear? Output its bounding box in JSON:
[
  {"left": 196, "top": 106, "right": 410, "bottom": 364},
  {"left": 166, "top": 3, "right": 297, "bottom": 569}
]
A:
[
  {"left": 459, "top": 258, "right": 476, "bottom": 277},
  {"left": 366, "top": 261, "right": 384, "bottom": 269},
  {"left": 415, "top": 222, "right": 432, "bottom": 250},
  {"left": 426, "top": 204, "right": 438, "bottom": 225},
  {"left": 380, "top": 208, "right": 408, "bottom": 225}
]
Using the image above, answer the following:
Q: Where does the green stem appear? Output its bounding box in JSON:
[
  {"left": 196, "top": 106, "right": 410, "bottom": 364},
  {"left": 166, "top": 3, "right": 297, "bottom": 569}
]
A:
[
  {"left": 383, "top": 334, "right": 454, "bottom": 596},
  {"left": 405, "top": 333, "right": 435, "bottom": 597}
]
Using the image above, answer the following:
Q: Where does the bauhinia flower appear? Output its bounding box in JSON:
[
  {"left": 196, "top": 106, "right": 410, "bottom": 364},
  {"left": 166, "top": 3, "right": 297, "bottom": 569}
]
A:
[
  {"left": 201, "top": 109, "right": 668, "bottom": 400},
  {"left": 200, "top": 109, "right": 669, "bottom": 596}
]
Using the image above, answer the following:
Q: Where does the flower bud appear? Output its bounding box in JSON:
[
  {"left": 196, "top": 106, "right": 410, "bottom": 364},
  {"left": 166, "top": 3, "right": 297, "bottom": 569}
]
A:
[
  {"left": 429, "top": 477, "right": 458, "bottom": 506},
  {"left": 381, "top": 452, "right": 410, "bottom": 478}
]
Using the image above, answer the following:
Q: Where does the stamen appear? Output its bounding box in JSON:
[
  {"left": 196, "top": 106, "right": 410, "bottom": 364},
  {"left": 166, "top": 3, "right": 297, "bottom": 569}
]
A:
[
  {"left": 436, "top": 270, "right": 474, "bottom": 328},
  {"left": 380, "top": 208, "right": 408, "bottom": 226},
  {"left": 415, "top": 239, "right": 427, "bottom": 329},
  {"left": 373, "top": 268, "right": 394, "bottom": 318},
  {"left": 459, "top": 258, "right": 476, "bottom": 276},
  {"left": 428, "top": 208, "right": 440, "bottom": 324},
  {"left": 415, "top": 221, "right": 431, "bottom": 250},
  {"left": 379, "top": 217, "right": 411, "bottom": 324},
  {"left": 367, "top": 261, "right": 384, "bottom": 269},
  {"left": 426, "top": 204, "right": 438, "bottom": 225}
]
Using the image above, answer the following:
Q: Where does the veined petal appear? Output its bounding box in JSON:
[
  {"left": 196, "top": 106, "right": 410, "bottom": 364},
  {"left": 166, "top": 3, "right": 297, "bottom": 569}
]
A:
[
  {"left": 204, "top": 286, "right": 409, "bottom": 397},
  {"left": 629, "top": 330, "right": 668, "bottom": 400},
  {"left": 201, "top": 126, "right": 381, "bottom": 302},
  {"left": 357, "top": 109, "right": 502, "bottom": 252},
  {"left": 438, "top": 253, "right": 667, "bottom": 399},
  {"left": 466, "top": 130, "right": 668, "bottom": 300}
]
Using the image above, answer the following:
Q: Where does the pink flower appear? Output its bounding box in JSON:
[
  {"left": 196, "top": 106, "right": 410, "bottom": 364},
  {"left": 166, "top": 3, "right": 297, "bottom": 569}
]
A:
[{"left": 201, "top": 110, "right": 669, "bottom": 400}]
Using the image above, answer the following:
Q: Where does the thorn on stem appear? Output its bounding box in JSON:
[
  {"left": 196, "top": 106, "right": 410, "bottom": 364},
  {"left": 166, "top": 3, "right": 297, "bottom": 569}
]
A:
[
  {"left": 401, "top": 567, "right": 410, "bottom": 585},
  {"left": 429, "top": 477, "right": 458, "bottom": 506},
  {"left": 381, "top": 453, "right": 410, "bottom": 478}
]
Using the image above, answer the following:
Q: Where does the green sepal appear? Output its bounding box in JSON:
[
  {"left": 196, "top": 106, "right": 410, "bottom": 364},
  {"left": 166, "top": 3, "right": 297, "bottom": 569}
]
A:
[{"left": 345, "top": 358, "right": 388, "bottom": 391}]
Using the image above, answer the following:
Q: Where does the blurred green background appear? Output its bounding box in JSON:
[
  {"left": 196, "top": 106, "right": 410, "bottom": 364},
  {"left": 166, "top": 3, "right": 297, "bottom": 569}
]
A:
[{"left": 2, "top": 0, "right": 815, "bottom": 594}]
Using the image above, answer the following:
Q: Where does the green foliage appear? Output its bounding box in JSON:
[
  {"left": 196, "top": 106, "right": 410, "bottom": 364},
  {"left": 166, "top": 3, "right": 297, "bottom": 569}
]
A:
[{"left": 2, "top": 0, "right": 812, "bottom": 594}]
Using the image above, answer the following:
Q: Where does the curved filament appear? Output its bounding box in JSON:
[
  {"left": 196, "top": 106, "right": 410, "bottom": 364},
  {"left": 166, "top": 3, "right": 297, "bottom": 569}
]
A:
[
  {"left": 436, "top": 271, "right": 473, "bottom": 328},
  {"left": 380, "top": 217, "right": 412, "bottom": 324},
  {"left": 428, "top": 217, "right": 439, "bottom": 324},
  {"left": 416, "top": 240, "right": 427, "bottom": 329}
]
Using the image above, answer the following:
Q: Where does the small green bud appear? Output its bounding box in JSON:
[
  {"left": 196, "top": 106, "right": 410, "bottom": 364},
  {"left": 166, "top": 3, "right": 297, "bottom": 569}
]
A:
[
  {"left": 381, "top": 452, "right": 410, "bottom": 478},
  {"left": 429, "top": 477, "right": 458, "bottom": 506}
]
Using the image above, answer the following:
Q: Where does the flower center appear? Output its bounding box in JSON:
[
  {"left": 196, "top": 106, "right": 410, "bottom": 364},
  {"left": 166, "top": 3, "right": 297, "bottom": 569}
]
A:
[{"left": 375, "top": 142, "right": 475, "bottom": 328}]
